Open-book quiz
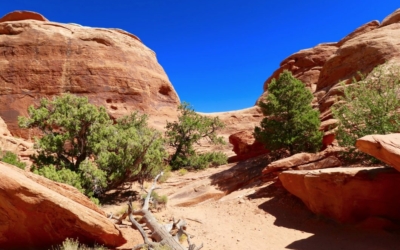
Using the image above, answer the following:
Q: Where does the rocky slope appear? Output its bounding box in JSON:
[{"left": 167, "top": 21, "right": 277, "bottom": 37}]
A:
[
  {"left": 0, "top": 11, "right": 180, "bottom": 138},
  {"left": 217, "top": 9, "right": 400, "bottom": 160},
  {"left": 259, "top": 8, "right": 400, "bottom": 128}
]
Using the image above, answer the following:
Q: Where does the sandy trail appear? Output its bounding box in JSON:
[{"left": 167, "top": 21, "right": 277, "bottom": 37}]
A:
[{"left": 103, "top": 164, "right": 400, "bottom": 250}]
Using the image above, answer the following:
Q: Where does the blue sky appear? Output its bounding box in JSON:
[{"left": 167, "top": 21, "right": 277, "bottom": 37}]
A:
[{"left": 2, "top": 1, "right": 399, "bottom": 112}]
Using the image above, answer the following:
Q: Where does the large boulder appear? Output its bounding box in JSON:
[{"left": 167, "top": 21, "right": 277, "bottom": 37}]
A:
[
  {"left": 279, "top": 167, "right": 400, "bottom": 228},
  {"left": 0, "top": 11, "right": 180, "bottom": 138},
  {"left": 0, "top": 162, "right": 127, "bottom": 249},
  {"left": 228, "top": 130, "right": 269, "bottom": 162},
  {"left": 356, "top": 134, "right": 400, "bottom": 172}
]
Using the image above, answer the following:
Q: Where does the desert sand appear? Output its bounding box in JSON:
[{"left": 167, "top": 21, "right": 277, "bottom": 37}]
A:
[{"left": 103, "top": 162, "right": 400, "bottom": 250}]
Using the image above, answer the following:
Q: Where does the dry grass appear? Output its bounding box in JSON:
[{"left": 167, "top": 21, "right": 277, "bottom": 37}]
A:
[{"left": 51, "top": 238, "right": 106, "bottom": 250}]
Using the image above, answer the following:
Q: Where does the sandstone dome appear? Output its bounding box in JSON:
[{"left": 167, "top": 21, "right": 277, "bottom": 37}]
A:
[{"left": 0, "top": 11, "right": 180, "bottom": 138}]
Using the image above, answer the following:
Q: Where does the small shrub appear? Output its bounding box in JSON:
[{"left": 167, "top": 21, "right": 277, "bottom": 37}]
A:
[
  {"left": 34, "top": 164, "right": 101, "bottom": 205},
  {"left": 54, "top": 238, "right": 79, "bottom": 250},
  {"left": 179, "top": 233, "right": 187, "bottom": 244},
  {"left": 157, "top": 166, "right": 171, "bottom": 183},
  {"left": 177, "top": 168, "right": 188, "bottom": 176},
  {"left": 187, "top": 151, "right": 228, "bottom": 170},
  {"left": 141, "top": 191, "right": 168, "bottom": 205},
  {"left": 153, "top": 192, "right": 168, "bottom": 205},
  {"left": 52, "top": 238, "right": 106, "bottom": 250},
  {"left": 89, "top": 197, "right": 100, "bottom": 206},
  {"left": 332, "top": 64, "right": 400, "bottom": 163},
  {"left": 116, "top": 206, "right": 128, "bottom": 216},
  {"left": 34, "top": 165, "right": 84, "bottom": 193},
  {"left": 1, "top": 151, "right": 26, "bottom": 169},
  {"left": 141, "top": 191, "right": 168, "bottom": 211}
]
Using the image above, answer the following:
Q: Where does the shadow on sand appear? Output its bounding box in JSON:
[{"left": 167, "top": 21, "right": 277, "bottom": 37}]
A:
[
  {"left": 209, "top": 154, "right": 275, "bottom": 193},
  {"left": 251, "top": 183, "right": 400, "bottom": 250},
  {"left": 100, "top": 186, "right": 139, "bottom": 205}
]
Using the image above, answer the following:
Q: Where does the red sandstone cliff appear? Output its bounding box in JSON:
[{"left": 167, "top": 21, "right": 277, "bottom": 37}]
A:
[
  {"left": 0, "top": 11, "right": 180, "bottom": 138},
  {"left": 259, "top": 8, "right": 400, "bottom": 125}
]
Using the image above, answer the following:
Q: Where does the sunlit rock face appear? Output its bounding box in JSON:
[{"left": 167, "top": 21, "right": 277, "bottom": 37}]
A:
[
  {"left": 356, "top": 134, "right": 400, "bottom": 172},
  {"left": 280, "top": 167, "right": 400, "bottom": 229},
  {"left": 0, "top": 10, "right": 180, "bottom": 138},
  {"left": 258, "top": 9, "right": 400, "bottom": 140},
  {"left": 0, "top": 162, "right": 127, "bottom": 249}
]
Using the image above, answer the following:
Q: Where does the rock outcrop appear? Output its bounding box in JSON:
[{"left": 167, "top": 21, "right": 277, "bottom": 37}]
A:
[
  {"left": 0, "top": 117, "right": 34, "bottom": 166},
  {"left": 199, "top": 106, "right": 264, "bottom": 158},
  {"left": 279, "top": 167, "right": 400, "bottom": 228},
  {"left": 381, "top": 8, "right": 400, "bottom": 27},
  {"left": 262, "top": 147, "right": 341, "bottom": 175},
  {"left": 356, "top": 134, "right": 400, "bottom": 172},
  {"left": 0, "top": 10, "right": 48, "bottom": 23},
  {"left": 258, "top": 8, "right": 400, "bottom": 132},
  {"left": 0, "top": 162, "right": 126, "bottom": 249},
  {"left": 261, "top": 43, "right": 338, "bottom": 96},
  {"left": 0, "top": 11, "right": 179, "bottom": 138},
  {"left": 245, "top": 11, "right": 400, "bottom": 156},
  {"left": 228, "top": 130, "right": 269, "bottom": 162}
]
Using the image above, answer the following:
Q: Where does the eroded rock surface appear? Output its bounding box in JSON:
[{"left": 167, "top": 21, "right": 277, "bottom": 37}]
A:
[
  {"left": 356, "top": 134, "right": 400, "bottom": 172},
  {"left": 381, "top": 8, "right": 400, "bottom": 27},
  {"left": 0, "top": 10, "right": 48, "bottom": 23},
  {"left": 199, "top": 106, "right": 264, "bottom": 158},
  {"left": 0, "top": 162, "right": 126, "bottom": 249},
  {"left": 0, "top": 116, "right": 34, "bottom": 166},
  {"left": 279, "top": 167, "right": 400, "bottom": 228},
  {"left": 0, "top": 11, "right": 179, "bottom": 138},
  {"left": 228, "top": 130, "right": 269, "bottom": 162},
  {"left": 262, "top": 147, "right": 341, "bottom": 175}
]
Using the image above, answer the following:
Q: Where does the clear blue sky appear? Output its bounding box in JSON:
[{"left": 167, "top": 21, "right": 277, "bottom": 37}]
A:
[{"left": 2, "top": 1, "right": 399, "bottom": 112}]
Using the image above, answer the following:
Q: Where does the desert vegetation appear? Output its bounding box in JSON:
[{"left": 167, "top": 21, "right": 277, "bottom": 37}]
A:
[
  {"left": 332, "top": 64, "right": 400, "bottom": 163},
  {"left": 18, "top": 94, "right": 167, "bottom": 203},
  {"left": 51, "top": 238, "right": 106, "bottom": 250},
  {"left": 0, "top": 151, "right": 26, "bottom": 169},
  {"left": 165, "top": 102, "right": 227, "bottom": 170},
  {"left": 18, "top": 95, "right": 227, "bottom": 204},
  {"left": 254, "top": 70, "right": 322, "bottom": 157}
]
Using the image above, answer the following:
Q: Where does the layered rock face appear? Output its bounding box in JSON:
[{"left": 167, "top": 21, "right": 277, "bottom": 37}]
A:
[
  {"left": 258, "top": 8, "right": 400, "bottom": 136},
  {"left": 0, "top": 162, "right": 127, "bottom": 249},
  {"left": 279, "top": 167, "right": 400, "bottom": 228},
  {"left": 0, "top": 11, "right": 180, "bottom": 138}
]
